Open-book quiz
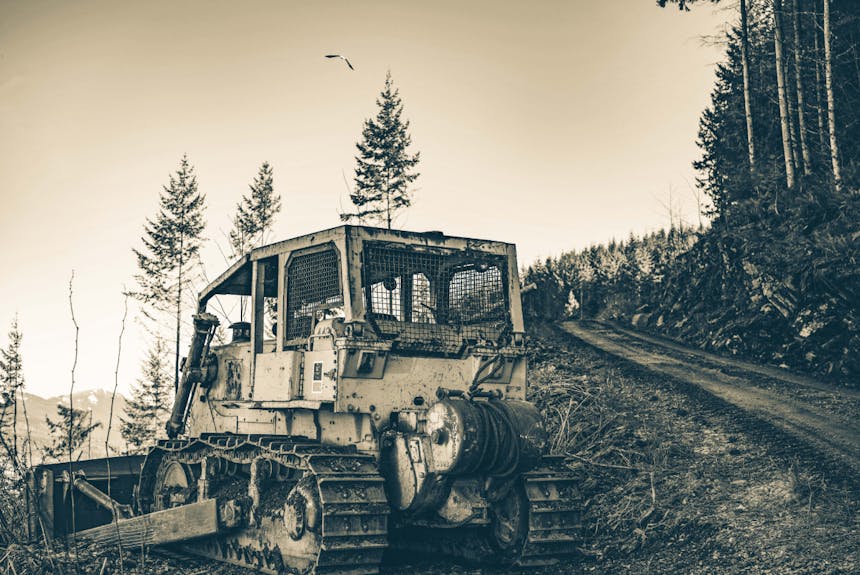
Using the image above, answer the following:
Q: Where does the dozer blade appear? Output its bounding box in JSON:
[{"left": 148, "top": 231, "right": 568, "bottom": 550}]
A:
[
  {"left": 29, "top": 455, "right": 145, "bottom": 542},
  {"left": 76, "top": 498, "right": 243, "bottom": 553}
]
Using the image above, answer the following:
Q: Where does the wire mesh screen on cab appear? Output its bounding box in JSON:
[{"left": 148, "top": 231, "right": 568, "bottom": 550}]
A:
[
  {"left": 286, "top": 249, "right": 343, "bottom": 341},
  {"left": 362, "top": 243, "right": 511, "bottom": 352}
]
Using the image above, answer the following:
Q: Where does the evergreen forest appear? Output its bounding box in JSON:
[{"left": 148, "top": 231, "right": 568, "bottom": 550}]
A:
[{"left": 525, "top": 0, "right": 859, "bottom": 384}]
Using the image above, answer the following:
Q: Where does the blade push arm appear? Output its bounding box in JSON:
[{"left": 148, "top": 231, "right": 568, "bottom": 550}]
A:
[{"left": 166, "top": 313, "right": 219, "bottom": 438}]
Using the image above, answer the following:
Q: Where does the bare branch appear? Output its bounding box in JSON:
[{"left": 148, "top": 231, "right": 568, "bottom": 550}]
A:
[
  {"left": 67, "top": 271, "right": 80, "bottom": 569},
  {"left": 105, "top": 291, "right": 128, "bottom": 572}
]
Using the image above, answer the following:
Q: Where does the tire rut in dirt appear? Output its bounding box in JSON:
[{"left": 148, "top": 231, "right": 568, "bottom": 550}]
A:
[{"left": 553, "top": 324, "right": 860, "bottom": 496}]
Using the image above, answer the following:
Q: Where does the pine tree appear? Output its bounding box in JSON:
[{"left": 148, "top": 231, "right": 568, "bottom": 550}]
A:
[
  {"left": 228, "top": 162, "right": 282, "bottom": 324},
  {"left": 120, "top": 338, "right": 172, "bottom": 453},
  {"left": 0, "top": 317, "right": 25, "bottom": 463},
  {"left": 132, "top": 155, "right": 206, "bottom": 389},
  {"left": 43, "top": 403, "right": 100, "bottom": 462},
  {"left": 230, "top": 161, "right": 281, "bottom": 254},
  {"left": 342, "top": 71, "right": 420, "bottom": 229}
]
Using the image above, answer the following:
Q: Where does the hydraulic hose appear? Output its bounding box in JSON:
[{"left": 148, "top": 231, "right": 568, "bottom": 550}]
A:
[{"left": 166, "top": 313, "right": 218, "bottom": 438}]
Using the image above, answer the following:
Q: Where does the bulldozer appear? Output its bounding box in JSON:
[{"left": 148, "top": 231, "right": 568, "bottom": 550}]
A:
[{"left": 29, "top": 225, "right": 580, "bottom": 574}]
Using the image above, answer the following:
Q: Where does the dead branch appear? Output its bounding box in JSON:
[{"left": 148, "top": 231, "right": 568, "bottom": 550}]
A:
[
  {"left": 67, "top": 271, "right": 80, "bottom": 571},
  {"left": 104, "top": 291, "right": 128, "bottom": 573},
  {"left": 567, "top": 453, "right": 641, "bottom": 472}
]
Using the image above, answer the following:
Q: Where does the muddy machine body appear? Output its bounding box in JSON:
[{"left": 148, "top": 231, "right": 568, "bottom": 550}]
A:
[{"left": 30, "top": 226, "right": 580, "bottom": 573}]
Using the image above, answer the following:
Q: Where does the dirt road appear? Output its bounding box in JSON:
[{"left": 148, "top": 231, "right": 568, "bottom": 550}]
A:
[{"left": 561, "top": 321, "right": 860, "bottom": 480}]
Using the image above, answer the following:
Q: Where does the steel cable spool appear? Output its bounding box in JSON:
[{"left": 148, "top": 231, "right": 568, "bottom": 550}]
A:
[
  {"left": 426, "top": 399, "right": 547, "bottom": 477},
  {"left": 479, "top": 401, "right": 521, "bottom": 476}
]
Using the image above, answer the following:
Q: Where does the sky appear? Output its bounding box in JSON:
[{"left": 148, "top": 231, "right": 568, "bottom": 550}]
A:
[{"left": 0, "top": 0, "right": 729, "bottom": 398}]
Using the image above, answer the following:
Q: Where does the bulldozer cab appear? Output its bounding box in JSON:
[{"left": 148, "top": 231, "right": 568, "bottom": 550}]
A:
[
  {"left": 175, "top": 225, "right": 527, "bottom": 441},
  {"left": 200, "top": 225, "right": 524, "bottom": 354}
]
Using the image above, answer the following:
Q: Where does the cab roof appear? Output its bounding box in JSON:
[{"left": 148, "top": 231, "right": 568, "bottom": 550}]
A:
[{"left": 198, "top": 225, "right": 516, "bottom": 304}]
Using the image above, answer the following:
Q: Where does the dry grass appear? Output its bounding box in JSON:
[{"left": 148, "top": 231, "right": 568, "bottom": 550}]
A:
[
  {"left": 525, "top": 324, "right": 858, "bottom": 574},
  {"left": 527, "top": 332, "right": 689, "bottom": 557}
]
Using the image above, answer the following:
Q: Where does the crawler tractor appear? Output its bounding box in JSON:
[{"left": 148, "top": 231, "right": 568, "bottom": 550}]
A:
[{"left": 29, "top": 226, "right": 580, "bottom": 573}]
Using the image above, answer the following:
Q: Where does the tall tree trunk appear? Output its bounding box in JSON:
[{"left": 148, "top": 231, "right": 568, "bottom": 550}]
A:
[
  {"left": 783, "top": 1, "right": 800, "bottom": 178},
  {"left": 785, "top": 49, "right": 801, "bottom": 174},
  {"left": 774, "top": 0, "right": 796, "bottom": 189},
  {"left": 386, "top": 170, "right": 392, "bottom": 229},
  {"left": 20, "top": 385, "right": 32, "bottom": 467},
  {"left": 823, "top": 0, "right": 843, "bottom": 192},
  {"left": 12, "top": 397, "right": 17, "bottom": 463},
  {"left": 175, "top": 238, "right": 183, "bottom": 392},
  {"left": 813, "top": 12, "right": 828, "bottom": 160},
  {"left": 740, "top": 0, "right": 757, "bottom": 174},
  {"left": 792, "top": 0, "right": 812, "bottom": 175}
]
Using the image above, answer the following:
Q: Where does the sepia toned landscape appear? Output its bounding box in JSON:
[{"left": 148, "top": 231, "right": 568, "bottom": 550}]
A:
[{"left": 1, "top": 1, "right": 858, "bottom": 574}]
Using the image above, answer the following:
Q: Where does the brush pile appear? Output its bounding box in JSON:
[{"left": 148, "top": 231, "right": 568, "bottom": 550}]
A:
[{"left": 527, "top": 329, "right": 700, "bottom": 559}]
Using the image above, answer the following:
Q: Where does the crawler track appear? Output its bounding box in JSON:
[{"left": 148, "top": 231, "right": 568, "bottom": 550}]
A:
[
  {"left": 388, "top": 455, "right": 581, "bottom": 566},
  {"left": 139, "top": 435, "right": 389, "bottom": 575},
  {"left": 560, "top": 321, "right": 860, "bottom": 477}
]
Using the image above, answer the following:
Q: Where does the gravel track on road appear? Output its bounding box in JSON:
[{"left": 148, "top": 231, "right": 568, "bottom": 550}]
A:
[{"left": 561, "top": 321, "right": 860, "bottom": 480}]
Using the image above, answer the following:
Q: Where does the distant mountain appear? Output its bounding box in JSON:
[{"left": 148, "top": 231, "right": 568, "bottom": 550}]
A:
[{"left": 3, "top": 389, "right": 131, "bottom": 463}]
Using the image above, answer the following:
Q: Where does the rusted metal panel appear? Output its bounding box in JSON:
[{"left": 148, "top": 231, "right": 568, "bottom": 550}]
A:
[
  {"left": 347, "top": 226, "right": 514, "bottom": 255},
  {"left": 31, "top": 468, "right": 53, "bottom": 541},
  {"left": 318, "top": 411, "right": 375, "bottom": 451},
  {"left": 249, "top": 225, "right": 346, "bottom": 262},
  {"left": 215, "top": 343, "right": 251, "bottom": 397},
  {"left": 198, "top": 254, "right": 251, "bottom": 305},
  {"left": 340, "top": 348, "right": 389, "bottom": 379},
  {"left": 334, "top": 354, "right": 527, "bottom": 427},
  {"left": 185, "top": 342, "right": 250, "bottom": 435},
  {"left": 302, "top": 349, "right": 337, "bottom": 401},
  {"left": 253, "top": 351, "right": 300, "bottom": 401}
]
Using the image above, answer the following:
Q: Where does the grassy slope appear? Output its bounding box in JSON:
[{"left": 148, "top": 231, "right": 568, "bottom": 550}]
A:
[{"left": 524, "top": 324, "right": 858, "bottom": 575}]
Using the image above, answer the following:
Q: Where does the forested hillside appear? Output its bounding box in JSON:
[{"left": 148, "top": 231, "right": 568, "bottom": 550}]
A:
[{"left": 526, "top": 0, "right": 859, "bottom": 384}]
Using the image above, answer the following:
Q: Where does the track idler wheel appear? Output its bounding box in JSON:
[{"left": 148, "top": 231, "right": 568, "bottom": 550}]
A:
[
  {"left": 489, "top": 484, "right": 529, "bottom": 560},
  {"left": 153, "top": 459, "right": 196, "bottom": 510},
  {"left": 284, "top": 477, "right": 321, "bottom": 541}
]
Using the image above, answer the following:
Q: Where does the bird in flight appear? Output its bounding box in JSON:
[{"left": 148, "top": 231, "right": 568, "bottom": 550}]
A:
[{"left": 325, "top": 54, "right": 355, "bottom": 71}]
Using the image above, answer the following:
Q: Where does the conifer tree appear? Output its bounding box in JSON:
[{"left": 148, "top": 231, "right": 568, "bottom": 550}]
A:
[
  {"left": 341, "top": 71, "right": 420, "bottom": 229},
  {"left": 43, "top": 404, "right": 100, "bottom": 462},
  {"left": 120, "top": 338, "right": 171, "bottom": 453},
  {"left": 228, "top": 162, "right": 282, "bottom": 323},
  {"left": 132, "top": 155, "right": 206, "bottom": 389},
  {"left": 0, "top": 316, "right": 25, "bottom": 463},
  {"left": 230, "top": 161, "right": 281, "bottom": 254}
]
